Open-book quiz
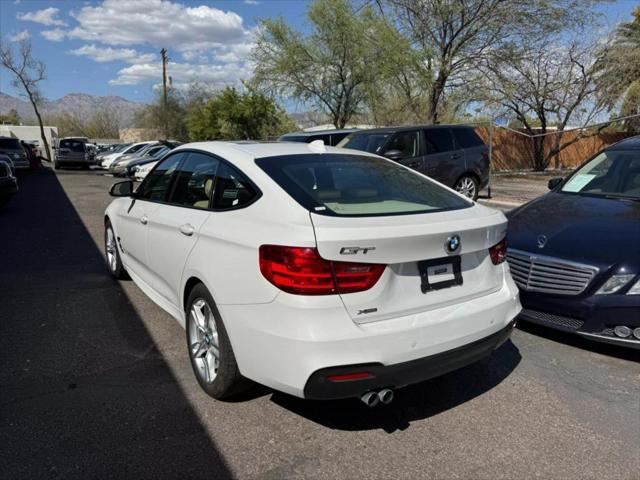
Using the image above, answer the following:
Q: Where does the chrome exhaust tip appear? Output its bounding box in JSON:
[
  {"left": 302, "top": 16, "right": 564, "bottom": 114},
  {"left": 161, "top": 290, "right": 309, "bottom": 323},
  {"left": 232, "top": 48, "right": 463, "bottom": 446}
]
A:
[
  {"left": 378, "top": 388, "right": 394, "bottom": 405},
  {"left": 360, "top": 391, "right": 380, "bottom": 407}
]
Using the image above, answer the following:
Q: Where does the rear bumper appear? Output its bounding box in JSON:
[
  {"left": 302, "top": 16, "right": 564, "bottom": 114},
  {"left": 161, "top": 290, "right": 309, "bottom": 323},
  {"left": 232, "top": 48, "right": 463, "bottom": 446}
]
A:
[
  {"left": 219, "top": 276, "right": 521, "bottom": 399},
  {"left": 304, "top": 320, "right": 515, "bottom": 400}
]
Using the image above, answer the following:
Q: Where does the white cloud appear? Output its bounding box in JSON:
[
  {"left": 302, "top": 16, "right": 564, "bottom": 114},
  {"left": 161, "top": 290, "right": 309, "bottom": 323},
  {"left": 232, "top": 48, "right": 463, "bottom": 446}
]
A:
[
  {"left": 109, "top": 61, "right": 252, "bottom": 87},
  {"left": 41, "top": 29, "right": 67, "bottom": 42},
  {"left": 17, "top": 7, "right": 67, "bottom": 26},
  {"left": 244, "top": 0, "right": 261, "bottom": 4},
  {"left": 68, "top": 0, "right": 249, "bottom": 52},
  {"left": 68, "top": 44, "right": 156, "bottom": 64},
  {"left": 8, "top": 29, "right": 30, "bottom": 42}
]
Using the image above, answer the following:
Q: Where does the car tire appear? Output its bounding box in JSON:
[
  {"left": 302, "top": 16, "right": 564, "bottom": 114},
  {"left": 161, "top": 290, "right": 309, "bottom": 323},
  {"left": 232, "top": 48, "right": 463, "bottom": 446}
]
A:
[
  {"left": 104, "top": 220, "right": 128, "bottom": 279},
  {"left": 186, "top": 283, "right": 246, "bottom": 400},
  {"left": 454, "top": 175, "right": 479, "bottom": 200}
]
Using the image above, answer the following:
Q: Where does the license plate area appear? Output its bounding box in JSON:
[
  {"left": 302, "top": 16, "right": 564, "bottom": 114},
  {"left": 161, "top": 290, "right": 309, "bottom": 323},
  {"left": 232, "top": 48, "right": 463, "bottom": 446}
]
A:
[{"left": 418, "top": 256, "right": 463, "bottom": 293}]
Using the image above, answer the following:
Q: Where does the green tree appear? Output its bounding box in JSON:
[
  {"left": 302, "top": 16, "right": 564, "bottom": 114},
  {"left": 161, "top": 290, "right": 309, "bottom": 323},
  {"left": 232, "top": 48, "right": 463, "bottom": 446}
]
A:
[
  {"left": 620, "top": 80, "right": 640, "bottom": 132},
  {"left": 186, "top": 86, "right": 295, "bottom": 141},
  {"left": 0, "top": 109, "right": 20, "bottom": 124},
  {"left": 252, "top": 0, "right": 403, "bottom": 128},
  {"left": 597, "top": 7, "right": 640, "bottom": 108},
  {"left": 134, "top": 88, "right": 188, "bottom": 140}
]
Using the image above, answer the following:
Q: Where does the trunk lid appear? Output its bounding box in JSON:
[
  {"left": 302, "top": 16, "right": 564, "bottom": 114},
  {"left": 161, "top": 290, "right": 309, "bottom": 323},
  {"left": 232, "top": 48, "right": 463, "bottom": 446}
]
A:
[{"left": 311, "top": 205, "right": 507, "bottom": 324}]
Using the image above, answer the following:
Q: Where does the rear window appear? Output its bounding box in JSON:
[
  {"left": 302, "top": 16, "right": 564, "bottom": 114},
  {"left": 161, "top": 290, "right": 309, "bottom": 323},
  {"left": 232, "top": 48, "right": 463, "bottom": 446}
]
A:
[
  {"left": 256, "top": 153, "right": 471, "bottom": 217},
  {"left": 59, "top": 139, "right": 86, "bottom": 152},
  {"left": 424, "top": 129, "right": 454, "bottom": 153},
  {"left": 338, "top": 133, "right": 390, "bottom": 154},
  {"left": 453, "top": 128, "right": 485, "bottom": 148},
  {"left": 0, "top": 138, "right": 21, "bottom": 150}
]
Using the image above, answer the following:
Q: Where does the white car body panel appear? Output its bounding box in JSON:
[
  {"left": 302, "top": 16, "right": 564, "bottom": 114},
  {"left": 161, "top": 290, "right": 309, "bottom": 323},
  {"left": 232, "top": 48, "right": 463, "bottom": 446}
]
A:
[{"left": 105, "top": 141, "right": 521, "bottom": 399}]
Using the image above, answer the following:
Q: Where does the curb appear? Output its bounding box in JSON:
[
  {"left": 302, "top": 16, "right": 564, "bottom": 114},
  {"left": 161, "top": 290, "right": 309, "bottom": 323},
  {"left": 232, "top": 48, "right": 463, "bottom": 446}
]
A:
[{"left": 477, "top": 198, "right": 525, "bottom": 209}]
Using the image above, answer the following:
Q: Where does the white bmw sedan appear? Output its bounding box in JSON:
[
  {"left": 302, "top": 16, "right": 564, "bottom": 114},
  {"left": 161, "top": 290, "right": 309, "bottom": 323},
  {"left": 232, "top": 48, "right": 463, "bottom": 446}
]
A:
[{"left": 104, "top": 141, "right": 521, "bottom": 404}]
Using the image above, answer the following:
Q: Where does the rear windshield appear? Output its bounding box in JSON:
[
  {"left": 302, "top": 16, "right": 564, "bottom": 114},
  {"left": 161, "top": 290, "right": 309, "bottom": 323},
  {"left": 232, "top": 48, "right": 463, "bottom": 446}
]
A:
[
  {"left": 256, "top": 153, "right": 471, "bottom": 217},
  {"left": 0, "top": 138, "right": 21, "bottom": 150},
  {"left": 337, "top": 133, "right": 390, "bottom": 154},
  {"left": 59, "top": 139, "right": 86, "bottom": 152}
]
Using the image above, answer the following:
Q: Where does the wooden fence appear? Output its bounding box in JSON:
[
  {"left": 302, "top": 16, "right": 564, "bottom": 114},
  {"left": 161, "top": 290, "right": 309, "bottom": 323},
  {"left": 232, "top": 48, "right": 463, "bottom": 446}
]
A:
[{"left": 475, "top": 127, "right": 635, "bottom": 171}]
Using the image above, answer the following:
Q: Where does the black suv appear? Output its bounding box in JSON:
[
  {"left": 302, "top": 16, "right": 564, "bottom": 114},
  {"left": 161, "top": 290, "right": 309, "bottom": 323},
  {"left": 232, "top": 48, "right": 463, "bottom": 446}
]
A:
[
  {"left": 279, "top": 129, "right": 359, "bottom": 147},
  {"left": 338, "top": 125, "right": 488, "bottom": 200}
]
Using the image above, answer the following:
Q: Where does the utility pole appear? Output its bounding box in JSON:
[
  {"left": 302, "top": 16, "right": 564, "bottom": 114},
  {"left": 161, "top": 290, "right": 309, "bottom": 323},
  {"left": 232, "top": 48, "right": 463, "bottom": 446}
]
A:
[{"left": 160, "top": 48, "right": 169, "bottom": 138}]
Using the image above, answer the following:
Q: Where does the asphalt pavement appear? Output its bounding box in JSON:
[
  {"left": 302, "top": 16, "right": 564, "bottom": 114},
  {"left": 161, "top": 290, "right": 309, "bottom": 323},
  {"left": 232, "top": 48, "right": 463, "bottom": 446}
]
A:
[{"left": 1, "top": 167, "right": 638, "bottom": 480}]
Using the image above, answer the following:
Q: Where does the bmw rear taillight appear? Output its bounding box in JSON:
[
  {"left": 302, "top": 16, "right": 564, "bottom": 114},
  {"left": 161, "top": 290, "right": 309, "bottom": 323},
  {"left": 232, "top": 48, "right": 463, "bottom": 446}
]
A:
[
  {"left": 489, "top": 238, "right": 507, "bottom": 265},
  {"left": 259, "top": 245, "right": 385, "bottom": 295}
]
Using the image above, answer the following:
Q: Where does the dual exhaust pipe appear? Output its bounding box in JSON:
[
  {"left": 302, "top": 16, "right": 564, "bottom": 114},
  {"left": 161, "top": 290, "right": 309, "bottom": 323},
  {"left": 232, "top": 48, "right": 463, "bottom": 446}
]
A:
[{"left": 360, "top": 388, "right": 394, "bottom": 407}]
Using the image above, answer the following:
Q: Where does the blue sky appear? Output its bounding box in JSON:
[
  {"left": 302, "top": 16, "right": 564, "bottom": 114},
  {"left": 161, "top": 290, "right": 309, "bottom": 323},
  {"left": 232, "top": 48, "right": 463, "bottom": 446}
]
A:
[{"left": 0, "top": 0, "right": 638, "bottom": 106}]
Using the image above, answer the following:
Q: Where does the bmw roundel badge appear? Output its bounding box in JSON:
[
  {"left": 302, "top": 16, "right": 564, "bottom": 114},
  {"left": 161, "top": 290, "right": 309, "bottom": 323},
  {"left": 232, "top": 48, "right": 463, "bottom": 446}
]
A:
[{"left": 445, "top": 235, "right": 461, "bottom": 254}]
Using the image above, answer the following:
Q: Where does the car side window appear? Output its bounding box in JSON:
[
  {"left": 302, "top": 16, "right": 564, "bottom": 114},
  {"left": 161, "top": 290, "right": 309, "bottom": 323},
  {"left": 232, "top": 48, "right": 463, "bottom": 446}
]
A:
[
  {"left": 424, "top": 129, "right": 454, "bottom": 154},
  {"left": 136, "top": 153, "right": 184, "bottom": 202},
  {"left": 453, "top": 128, "right": 484, "bottom": 148},
  {"left": 212, "top": 162, "right": 258, "bottom": 210},
  {"left": 169, "top": 153, "right": 220, "bottom": 210},
  {"left": 384, "top": 131, "right": 420, "bottom": 159}
]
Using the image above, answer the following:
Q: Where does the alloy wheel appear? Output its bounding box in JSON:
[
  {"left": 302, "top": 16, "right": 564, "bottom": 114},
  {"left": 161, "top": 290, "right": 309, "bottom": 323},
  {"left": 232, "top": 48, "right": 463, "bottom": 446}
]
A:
[
  {"left": 188, "top": 298, "right": 220, "bottom": 383},
  {"left": 455, "top": 177, "right": 477, "bottom": 199},
  {"left": 105, "top": 227, "right": 118, "bottom": 273}
]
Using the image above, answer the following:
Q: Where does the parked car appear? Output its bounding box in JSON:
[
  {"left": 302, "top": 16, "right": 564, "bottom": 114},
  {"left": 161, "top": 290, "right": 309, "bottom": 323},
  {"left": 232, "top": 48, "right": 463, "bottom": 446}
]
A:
[
  {"left": 97, "top": 143, "right": 130, "bottom": 163},
  {"left": 279, "top": 129, "right": 359, "bottom": 147},
  {"left": 109, "top": 142, "right": 162, "bottom": 171},
  {"left": 54, "top": 137, "right": 93, "bottom": 169},
  {"left": 113, "top": 144, "right": 180, "bottom": 178},
  {"left": 101, "top": 141, "right": 153, "bottom": 169},
  {"left": 507, "top": 136, "right": 640, "bottom": 348},
  {"left": 0, "top": 160, "right": 18, "bottom": 209},
  {"left": 104, "top": 141, "right": 520, "bottom": 403},
  {"left": 0, "top": 136, "right": 29, "bottom": 170},
  {"left": 0, "top": 154, "right": 16, "bottom": 175},
  {"left": 337, "top": 125, "right": 489, "bottom": 200},
  {"left": 133, "top": 160, "right": 157, "bottom": 181}
]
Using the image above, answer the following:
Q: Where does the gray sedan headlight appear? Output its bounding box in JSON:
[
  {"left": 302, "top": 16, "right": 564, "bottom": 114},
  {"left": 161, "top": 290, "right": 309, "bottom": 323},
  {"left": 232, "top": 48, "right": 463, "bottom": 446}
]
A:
[{"left": 596, "top": 274, "right": 635, "bottom": 294}]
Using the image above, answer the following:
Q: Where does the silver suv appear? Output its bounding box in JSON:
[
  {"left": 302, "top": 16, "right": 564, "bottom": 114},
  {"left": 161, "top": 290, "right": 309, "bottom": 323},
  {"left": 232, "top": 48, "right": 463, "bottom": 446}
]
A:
[{"left": 54, "top": 137, "right": 92, "bottom": 169}]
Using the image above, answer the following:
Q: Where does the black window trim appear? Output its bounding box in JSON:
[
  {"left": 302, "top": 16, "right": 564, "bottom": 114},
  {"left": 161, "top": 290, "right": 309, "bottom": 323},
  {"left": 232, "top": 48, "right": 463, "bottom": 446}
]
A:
[{"left": 134, "top": 148, "right": 262, "bottom": 212}]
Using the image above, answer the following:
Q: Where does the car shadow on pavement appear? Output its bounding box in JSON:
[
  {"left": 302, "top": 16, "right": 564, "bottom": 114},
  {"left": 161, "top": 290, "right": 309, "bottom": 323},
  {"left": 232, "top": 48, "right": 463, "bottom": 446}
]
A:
[
  {"left": 270, "top": 340, "right": 521, "bottom": 433},
  {"left": 0, "top": 169, "right": 232, "bottom": 479},
  {"left": 517, "top": 322, "right": 640, "bottom": 362}
]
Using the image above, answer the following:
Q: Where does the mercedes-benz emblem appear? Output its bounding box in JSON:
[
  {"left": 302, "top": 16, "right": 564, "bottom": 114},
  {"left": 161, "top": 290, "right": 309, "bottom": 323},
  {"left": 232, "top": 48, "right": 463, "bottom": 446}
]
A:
[
  {"left": 445, "top": 235, "right": 461, "bottom": 253},
  {"left": 537, "top": 235, "right": 548, "bottom": 249}
]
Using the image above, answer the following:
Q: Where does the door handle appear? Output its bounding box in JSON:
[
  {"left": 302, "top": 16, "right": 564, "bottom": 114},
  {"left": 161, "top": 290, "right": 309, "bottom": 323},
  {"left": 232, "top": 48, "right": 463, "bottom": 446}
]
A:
[
  {"left": 407, "top": 161, "right": 422, "bottom": 168},
  {"left": 140, "top": 214, "right": 148, "bottom": 225},
  {"left": 179, "top": 223, "right": 195, "bottom": 236}
]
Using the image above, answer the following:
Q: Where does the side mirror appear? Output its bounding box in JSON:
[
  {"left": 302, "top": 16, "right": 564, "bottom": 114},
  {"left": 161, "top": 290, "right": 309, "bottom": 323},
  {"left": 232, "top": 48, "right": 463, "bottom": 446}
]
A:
[
  {"left": 548, "top": 177, "right": 563, "bottom": 190},
  {"left": 109, "top": 180, "right": 134, "bottom": 197},
  {"left": 383, "top": 149, "right": 404, "bottom": 161}
]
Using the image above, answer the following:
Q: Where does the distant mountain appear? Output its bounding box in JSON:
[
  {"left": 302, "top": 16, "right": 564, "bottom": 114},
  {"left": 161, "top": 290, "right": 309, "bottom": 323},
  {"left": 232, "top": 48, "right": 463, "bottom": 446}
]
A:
[{"left": 0, "top": 92, "right": 146, "bottom": 127}]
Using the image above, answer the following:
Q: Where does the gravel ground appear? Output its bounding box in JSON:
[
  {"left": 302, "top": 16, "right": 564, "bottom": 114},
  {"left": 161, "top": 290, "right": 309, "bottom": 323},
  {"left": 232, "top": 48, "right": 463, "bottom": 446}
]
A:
[{"left": 1, "top": 167, "right": 638, "bottom": 480}]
